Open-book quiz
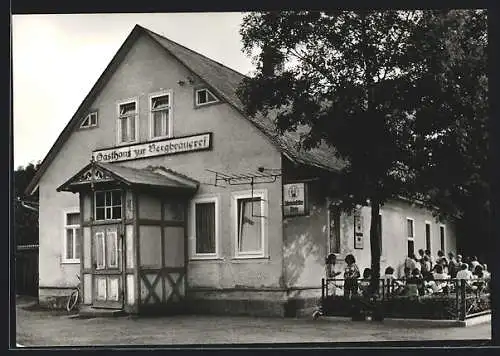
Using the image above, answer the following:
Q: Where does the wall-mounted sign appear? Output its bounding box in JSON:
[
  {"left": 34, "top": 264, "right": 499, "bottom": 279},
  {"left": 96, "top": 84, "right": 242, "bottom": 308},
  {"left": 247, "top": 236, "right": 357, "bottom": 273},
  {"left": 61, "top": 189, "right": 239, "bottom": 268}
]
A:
[
  {"left": 283, "top": 183, "right": 307, "bottom": 217},
  {"left": 92, "top": 133, "right": 212, "bottom": 163},
  {"left": 354, "top": 209, "right": 364, "bottom": 249}
]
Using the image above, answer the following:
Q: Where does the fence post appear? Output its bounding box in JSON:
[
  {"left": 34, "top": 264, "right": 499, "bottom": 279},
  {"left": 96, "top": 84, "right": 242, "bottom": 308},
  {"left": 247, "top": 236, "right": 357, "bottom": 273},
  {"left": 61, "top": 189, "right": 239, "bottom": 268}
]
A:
[
  {"left": 460, "top": 279, "right": 466, "bottom": 321},
  {"left": 455, "top": 279, "right": 459, "bottom": 321},
  {"left": 321, "top": 278, "right": 325, "bottom": 300}
]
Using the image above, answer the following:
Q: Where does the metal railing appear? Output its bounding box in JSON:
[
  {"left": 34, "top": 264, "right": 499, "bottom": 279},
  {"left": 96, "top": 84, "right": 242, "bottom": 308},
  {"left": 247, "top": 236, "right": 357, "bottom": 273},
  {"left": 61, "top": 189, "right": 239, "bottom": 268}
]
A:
[{"left": 320, "top": 277, "right": 491, "bottom": 321}]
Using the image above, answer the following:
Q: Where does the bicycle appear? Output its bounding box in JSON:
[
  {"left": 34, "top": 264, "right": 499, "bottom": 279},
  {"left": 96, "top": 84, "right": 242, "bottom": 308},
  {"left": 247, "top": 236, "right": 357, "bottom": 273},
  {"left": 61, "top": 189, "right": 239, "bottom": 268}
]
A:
[{"left": 66, "top": 274, "right": 81, "bottom": 313}]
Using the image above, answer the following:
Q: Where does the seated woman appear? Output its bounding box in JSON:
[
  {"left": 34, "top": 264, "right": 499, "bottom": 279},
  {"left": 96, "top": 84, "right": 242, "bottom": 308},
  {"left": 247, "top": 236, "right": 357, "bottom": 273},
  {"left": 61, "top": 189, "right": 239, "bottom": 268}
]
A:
[{"left": 432, "top": 264, "right": 450, "bottom": 293}]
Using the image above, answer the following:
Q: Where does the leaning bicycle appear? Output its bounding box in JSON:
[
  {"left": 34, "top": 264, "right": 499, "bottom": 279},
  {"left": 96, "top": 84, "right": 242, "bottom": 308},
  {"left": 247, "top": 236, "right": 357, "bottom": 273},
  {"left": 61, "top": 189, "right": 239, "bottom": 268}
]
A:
[{"left": 66, "top": 274, "right": 81, "bottom": 312}]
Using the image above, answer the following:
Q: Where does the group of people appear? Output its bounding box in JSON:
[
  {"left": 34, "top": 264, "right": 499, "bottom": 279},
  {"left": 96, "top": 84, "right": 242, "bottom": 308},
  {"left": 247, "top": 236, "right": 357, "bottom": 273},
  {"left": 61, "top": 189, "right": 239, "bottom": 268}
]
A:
[{"left": 324, "top": 250, "right": 490, "bottom": 299}]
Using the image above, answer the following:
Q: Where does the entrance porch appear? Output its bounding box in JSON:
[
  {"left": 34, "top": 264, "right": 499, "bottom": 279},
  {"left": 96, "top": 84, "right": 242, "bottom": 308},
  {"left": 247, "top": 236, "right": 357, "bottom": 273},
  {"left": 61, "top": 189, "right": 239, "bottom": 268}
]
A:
[{"left": 57, "top": 160, "right": 199, "bottom": 314}]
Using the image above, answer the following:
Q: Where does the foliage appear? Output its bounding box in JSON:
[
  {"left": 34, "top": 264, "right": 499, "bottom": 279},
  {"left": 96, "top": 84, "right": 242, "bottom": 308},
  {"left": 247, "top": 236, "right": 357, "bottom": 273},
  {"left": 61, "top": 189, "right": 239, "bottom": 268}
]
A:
[
  {"left": 14, "top": 162, "right": 40, "bottom": 245},
  {"left": 237, "top": 10, "right": 488, "bottom": 285}
]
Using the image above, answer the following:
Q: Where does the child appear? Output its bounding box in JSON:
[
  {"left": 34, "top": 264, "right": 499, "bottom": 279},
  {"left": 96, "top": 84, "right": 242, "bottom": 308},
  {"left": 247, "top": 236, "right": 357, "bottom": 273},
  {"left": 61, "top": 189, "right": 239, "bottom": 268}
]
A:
[
  {"left": 344, "top": 254, "right": 360, "bottom": 299},
  {"left": 382, "top": 266, "right": 395, "bottom": 296}
]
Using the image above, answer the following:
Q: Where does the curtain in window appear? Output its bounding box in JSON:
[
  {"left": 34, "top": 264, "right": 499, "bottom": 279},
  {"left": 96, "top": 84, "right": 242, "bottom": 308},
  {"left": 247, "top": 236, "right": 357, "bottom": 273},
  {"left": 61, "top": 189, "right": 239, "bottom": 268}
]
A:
[
  {"left": 238, "top": 198, "right": 262, "bottom": 252},
  {"left": 75, "top": 228, "right": 81, "bottom": 259},
  {"left": 153, "top": 110, "right": 168, "bottom": 137},
  {"left": 195, "top": 203, "right": 215, "bottom": 253},
  {"left": 66, "top": 229, "right": 74, "bottom": 259}
]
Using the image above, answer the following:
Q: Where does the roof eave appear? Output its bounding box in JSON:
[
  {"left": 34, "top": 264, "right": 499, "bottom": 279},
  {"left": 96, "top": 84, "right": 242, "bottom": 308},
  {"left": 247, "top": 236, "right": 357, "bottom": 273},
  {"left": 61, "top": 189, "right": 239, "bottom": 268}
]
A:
[{"left": 24, "top": 25, "right": 145, "bottom": 196}]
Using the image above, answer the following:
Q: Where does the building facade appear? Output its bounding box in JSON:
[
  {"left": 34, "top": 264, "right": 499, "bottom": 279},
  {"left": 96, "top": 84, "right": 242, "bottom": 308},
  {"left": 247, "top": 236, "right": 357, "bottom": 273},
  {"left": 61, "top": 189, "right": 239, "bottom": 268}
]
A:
[{"left": 26, "top": 25, "right": 457, "bottom": 316}]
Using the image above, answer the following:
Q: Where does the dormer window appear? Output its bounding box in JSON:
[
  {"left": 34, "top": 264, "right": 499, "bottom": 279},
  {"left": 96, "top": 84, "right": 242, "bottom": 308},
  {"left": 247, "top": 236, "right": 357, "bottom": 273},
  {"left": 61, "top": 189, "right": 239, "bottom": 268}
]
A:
[
  {"left": 195, "top": 88, "right": 219, "bottom": 107},
  {"left": 80, "top": 112, "right": 98, "bottom": 129}
]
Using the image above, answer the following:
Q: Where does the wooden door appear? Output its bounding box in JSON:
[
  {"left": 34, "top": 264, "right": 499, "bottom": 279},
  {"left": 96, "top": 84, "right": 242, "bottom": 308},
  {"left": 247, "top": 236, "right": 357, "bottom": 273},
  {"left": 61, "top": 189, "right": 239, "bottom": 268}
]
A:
[{"left": 92, "top": 225, "right": 123, "bottom": 309}]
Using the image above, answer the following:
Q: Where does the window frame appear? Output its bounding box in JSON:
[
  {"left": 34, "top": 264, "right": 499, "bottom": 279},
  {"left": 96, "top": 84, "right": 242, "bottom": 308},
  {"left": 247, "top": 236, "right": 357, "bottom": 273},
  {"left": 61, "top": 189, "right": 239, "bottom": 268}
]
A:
[
  {"left": 62, "top": 208, "right": 81, "bottom": 264},
  {"left": 195, "top": 88, "right": 219, "bottom": 107},
  {"left": 439, "top": 224, "right": 446, "bottom": 253},
  {"left": 80, "top": 111, "right": 98, "bottom": 129},
  {"left": 189, "top": 195, "right": 220, "bottom": 260},
  {"left": 116, "top": 98, "right": 139, "bottom": 145},
  {"left": 425, "top": 220, "right": 432, "bottom": 253},
  {"left": 94, "top": 190, "right": 123, "bottom": 221},
  {"left": 406, "top": 217, "right": 415, "bottom": 256},
  {"left": 232, "top": 189, "right": 268, "bottom": 259},
  {"left": 149, "top": 90, "right": 173, "bottom": 140}
]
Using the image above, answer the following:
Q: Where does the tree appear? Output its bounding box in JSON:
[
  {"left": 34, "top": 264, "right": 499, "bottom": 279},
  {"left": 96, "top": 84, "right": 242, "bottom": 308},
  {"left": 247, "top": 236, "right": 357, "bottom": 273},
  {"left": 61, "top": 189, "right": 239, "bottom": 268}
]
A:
[
  {"left": 403, "top": 10, "right": 488, "bottom": 262},
  {"left": 237, "top": 10, "right": 487, "bottom": 293},
  {"left": 14, "top": 162, "right": 40, "bottom": 246}
]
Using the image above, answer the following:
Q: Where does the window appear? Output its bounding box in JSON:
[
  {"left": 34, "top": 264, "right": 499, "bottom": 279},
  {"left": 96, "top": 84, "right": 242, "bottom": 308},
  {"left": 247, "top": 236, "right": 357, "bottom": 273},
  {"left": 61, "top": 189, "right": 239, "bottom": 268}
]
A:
[
  {"left": 195, "top": 88, "right": 219, "bottom": 106},
  {"left": 150, "top": 93, "right": 171, "bottom": 139},
  {"left": 378, "top": 212, "right": 382, "bottom": 255},
  {"left": 191, "top": 196, "right": 218, "bottom": 258},
  {"left": 64, "top": 211, "right": 81, "bottom": 263},
  {"left": 425, "top": 222, "right": 432, "bottom": 252},
  {"left": 440, "top": 225, "right": 446, "bottom": 252},
  {"left": 328, "top": 204, "right": 340, "bottom": 254},
  {"left": 406, "top": 218, "right": 415, "bottom": 256},
  {"left": 95, "top": 232, "right": 105, "bottom": 269},
  {"left": 95, "top": 190, "right": 122, "bottom": 221},
  {"left": 233, "top": 190, "right": 267, "bottom": 258},
  {"left": 80, "top": 112, "right": 98, "bottom": 129},
  {"left": 117, "top": 100, "right": 137, "bottom": 143}
]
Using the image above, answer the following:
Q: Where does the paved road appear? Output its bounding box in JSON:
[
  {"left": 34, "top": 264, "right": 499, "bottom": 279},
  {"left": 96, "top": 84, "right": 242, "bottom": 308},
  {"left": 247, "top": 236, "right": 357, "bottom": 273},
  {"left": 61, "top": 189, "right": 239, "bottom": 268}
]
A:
[{"left": 15, "top": 298, "right": 491, "bottom": 347}]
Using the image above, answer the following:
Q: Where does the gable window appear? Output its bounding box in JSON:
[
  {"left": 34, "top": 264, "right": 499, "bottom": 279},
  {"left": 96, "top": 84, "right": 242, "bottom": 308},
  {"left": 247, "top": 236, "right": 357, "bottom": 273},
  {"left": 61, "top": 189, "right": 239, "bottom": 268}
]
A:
[
  {"left": 95, "top": 190, "right": 122, "bottom": 221},
  {"left": 80, "top": 112, "right": 98, "bottom": 129},
  {"left": 150, "top": 92, "right": 171, "bottom": 139},
  {"left": 195, "top": 88, "right": 219, "bottom": 106},
  {"left": 190, "top": 196, "right": 219, "bottom": 259},
  {"left": 63, "top": 211, "right": 81, "bottom": 263},
  {"left": 117, "top": 100, "right": 137, "bottom": 144},
  {"left": 233, "top": 190, "right": 267, "bottom": 258},
  {"left": 406, "top": 217, "right": 415, "bottom": 257}
]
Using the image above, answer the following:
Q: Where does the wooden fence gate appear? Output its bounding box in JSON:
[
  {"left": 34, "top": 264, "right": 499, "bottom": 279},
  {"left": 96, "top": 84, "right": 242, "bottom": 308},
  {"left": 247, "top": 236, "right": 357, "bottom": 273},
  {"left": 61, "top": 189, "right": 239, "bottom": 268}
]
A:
[{"left": 15, "top": 245, "right": 39, "bottom": 297}]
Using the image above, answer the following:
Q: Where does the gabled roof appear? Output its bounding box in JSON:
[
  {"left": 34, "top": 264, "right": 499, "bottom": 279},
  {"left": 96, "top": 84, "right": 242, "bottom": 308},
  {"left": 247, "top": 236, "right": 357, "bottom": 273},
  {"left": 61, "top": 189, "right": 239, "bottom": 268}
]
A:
[
  {"left": 26, "top": 24, "right": 345, "bottom": 196},
  {"left": 57, "top": 161, "right": 199, "bottom": 193}
]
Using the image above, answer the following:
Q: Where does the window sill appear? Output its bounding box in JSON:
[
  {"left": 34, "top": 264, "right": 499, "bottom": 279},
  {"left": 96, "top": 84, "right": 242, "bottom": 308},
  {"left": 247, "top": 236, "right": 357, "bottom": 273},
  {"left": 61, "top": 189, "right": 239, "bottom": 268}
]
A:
[
  {"left": 92, "top": 219, "right": 122, "bottom": 225},
  {"left": 189, "top": 256, "right": 223, "bottom": 261},
  {"left": 61, "top": 260, "right": 80, "bottom": 265},
  {"left": 231, "top": 255, "right": 270, "bottom": 262}
]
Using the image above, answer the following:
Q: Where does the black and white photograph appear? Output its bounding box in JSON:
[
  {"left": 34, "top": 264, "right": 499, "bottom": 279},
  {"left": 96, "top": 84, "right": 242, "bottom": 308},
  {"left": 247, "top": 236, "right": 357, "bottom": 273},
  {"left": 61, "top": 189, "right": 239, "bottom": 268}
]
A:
[{"left": 12, "top": 9, "right": 493, "bottom": 348}]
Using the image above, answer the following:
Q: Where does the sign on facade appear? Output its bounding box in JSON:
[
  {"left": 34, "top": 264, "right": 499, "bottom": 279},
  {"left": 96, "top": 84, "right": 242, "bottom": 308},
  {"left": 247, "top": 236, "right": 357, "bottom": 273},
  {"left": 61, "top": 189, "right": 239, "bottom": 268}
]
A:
[
  {"left": 92, "top": 133, "right": 212, "bottom": 163},
  {"left": 283, "top": 183, "right": 307, "bottom": 216}
]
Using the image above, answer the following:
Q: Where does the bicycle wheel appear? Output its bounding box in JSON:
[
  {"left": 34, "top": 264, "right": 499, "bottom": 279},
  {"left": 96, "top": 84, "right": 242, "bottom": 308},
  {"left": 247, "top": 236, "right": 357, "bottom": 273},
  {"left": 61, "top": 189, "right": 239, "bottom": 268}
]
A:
[{"left": 66, "top": 289, "right": 79, "bottom": 312}]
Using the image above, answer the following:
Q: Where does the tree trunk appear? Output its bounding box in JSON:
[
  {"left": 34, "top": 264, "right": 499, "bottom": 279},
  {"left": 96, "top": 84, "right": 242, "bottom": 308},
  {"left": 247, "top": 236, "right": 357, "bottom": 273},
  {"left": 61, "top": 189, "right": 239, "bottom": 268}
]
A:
[{"left": 369, "top": 198, "right": 382, "bottom": 295}]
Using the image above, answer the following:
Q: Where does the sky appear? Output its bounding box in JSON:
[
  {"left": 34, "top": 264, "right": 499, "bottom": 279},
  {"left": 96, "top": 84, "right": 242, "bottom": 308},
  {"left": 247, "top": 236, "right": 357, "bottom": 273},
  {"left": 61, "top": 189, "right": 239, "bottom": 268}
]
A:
[{"left": 12, "top": 13, "right": 256, "bottom": 169}]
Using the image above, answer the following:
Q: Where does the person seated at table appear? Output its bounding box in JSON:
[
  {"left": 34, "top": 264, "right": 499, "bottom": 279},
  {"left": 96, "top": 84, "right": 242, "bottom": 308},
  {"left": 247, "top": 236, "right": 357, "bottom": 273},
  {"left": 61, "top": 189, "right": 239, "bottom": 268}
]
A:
[
  {"left": 482, "top": 264, "right": 491, "bottom": 282},
  {"left": 359, "top": 268, "right": 372, "bottom": 297},
  {"left": 432, "top": 264, "right": 450, "bottom": 292},
  {"left": 382, "top": 266, "right": 395, "bottom": 294},
  {"left": 456, "top": 262, "right": 473, "bottom": 280},
  {"left": 424, "top": 273, "right": 440, "bottom": 295},
  {"left": 406, "top": 269, "right": 422, "bottom": 297}
]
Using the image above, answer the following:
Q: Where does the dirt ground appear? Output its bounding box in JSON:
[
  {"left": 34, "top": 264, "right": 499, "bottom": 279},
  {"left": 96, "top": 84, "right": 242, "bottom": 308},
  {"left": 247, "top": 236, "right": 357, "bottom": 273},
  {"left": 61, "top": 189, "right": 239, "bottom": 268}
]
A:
[{"left": 14, "top": 296, "right": 491, "bottom": 347}]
